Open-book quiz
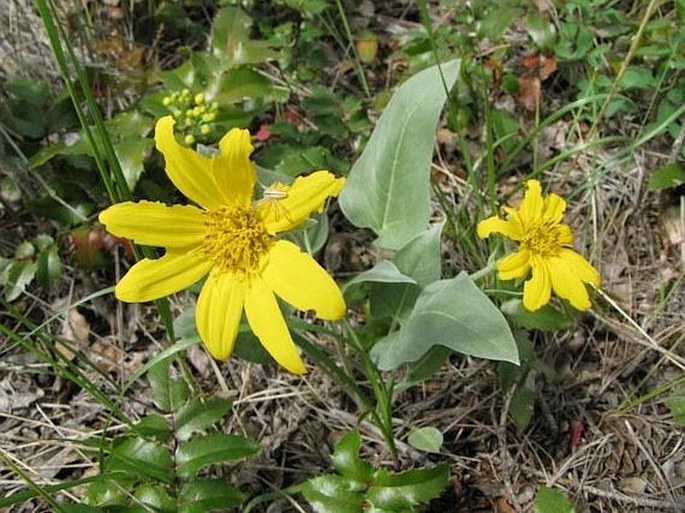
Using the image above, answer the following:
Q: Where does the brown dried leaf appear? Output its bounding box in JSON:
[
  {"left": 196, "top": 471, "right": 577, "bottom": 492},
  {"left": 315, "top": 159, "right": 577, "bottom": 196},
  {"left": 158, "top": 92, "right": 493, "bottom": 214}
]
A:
[{"left": 518, "top": 76, "right": 541, "bottom": 111}]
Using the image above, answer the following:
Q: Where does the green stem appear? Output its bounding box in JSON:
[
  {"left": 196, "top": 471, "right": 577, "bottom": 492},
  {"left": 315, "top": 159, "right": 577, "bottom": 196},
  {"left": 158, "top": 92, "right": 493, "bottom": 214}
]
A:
[
  {"left": 342, "top": 320, "right": 398, "bottom": 463},
  {"left": 469, "top": 259, "right": 496, "bottom": 282}
]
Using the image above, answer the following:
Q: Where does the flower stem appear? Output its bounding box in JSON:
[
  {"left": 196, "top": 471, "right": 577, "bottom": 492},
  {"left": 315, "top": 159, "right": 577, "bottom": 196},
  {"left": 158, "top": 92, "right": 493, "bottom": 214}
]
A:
[
  {"left": 342, "top": 319, "right": 399, "bottom": 464},
  {"left": 469, "top": 259, "right": 496, "bottom": 282}
]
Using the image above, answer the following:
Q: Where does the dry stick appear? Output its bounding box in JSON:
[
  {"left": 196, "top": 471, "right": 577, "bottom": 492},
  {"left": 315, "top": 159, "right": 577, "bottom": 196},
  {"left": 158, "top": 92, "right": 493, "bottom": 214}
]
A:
[
  {"left": 623, "top": 419, "right": 678, "bottom": 504},
  {"left": 580, "top": 484, "right": 682, "bottom": 511},
  {"left": 593, "top": 286, "right": 685, "bottom": 371}
]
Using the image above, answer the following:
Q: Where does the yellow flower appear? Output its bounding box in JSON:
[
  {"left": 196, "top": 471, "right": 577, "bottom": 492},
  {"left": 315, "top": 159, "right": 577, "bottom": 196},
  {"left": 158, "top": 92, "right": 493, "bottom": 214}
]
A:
[
  {"left": 99, "top": 116, "right": 346, "bottom": 374},
  {"left": 477, "top": 179, "right": 600, "bottom": 312}
]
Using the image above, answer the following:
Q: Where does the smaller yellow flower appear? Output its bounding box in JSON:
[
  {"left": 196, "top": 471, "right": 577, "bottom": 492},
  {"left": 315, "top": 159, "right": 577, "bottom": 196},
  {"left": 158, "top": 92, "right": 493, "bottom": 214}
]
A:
[{"left": 477, "top": 179, "right": 600, "bottom": 312}]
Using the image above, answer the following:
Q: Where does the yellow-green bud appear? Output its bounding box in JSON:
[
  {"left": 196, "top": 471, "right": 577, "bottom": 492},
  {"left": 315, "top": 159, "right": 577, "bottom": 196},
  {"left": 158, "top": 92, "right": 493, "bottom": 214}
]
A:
[
  {"left": 184, "top": 117, "right": 192, "bottom": 127},
  {"left": 211, "top": 101, "right": 219, "bottom": 111},
  {"left": 162, "top": 96, "right": 171, "bottom": 106},
  {"left": 193, "top": 106, "right": 203, "bottom": 117},
  {"left": 184, "top": 134, "right": 195, "bottom": 145},
  {"left": 200, "top": 124, "right": 210, "bottom": 135},
  {"left": 203, "top": 112, "right": 216, "bottom": 122},
  {"left": 182, "top": 88, "right": 190, "bottom": 97},
  {"left": 194, "top": 92, "right": 205, "bottom": 105}
]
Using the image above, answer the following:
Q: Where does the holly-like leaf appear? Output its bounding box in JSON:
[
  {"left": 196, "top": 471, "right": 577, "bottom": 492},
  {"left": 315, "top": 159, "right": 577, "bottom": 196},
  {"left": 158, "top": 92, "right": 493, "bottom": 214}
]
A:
[
  {"left": 300, "top": 475, "right": 366, "bottom": 513},
  {"left": 132, "top": 414, "right": 171, "bottom": 442},
  {"left": 175, "top": 433, "right": 259, "bottom": 478},
  {"left": 367, "top": 464, "right": 449, "bottom": 510},
  {"left": 178, "top": 479, "right": 245, "bottom": 513},
  {"left": 106, "top": 437, "right": 174, "bottom": 484},
  {"left": 175, "top": 397, "right": 233, "bottom": 441},
  {"left": 331, "top": 431, "right": 374, "bottom": 482}
]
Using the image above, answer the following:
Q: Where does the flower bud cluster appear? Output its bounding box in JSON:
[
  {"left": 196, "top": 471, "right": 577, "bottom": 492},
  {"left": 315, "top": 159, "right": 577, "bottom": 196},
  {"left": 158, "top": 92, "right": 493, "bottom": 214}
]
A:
[{"left": 162, "top": 89, "right": 219, "bottom": 145}]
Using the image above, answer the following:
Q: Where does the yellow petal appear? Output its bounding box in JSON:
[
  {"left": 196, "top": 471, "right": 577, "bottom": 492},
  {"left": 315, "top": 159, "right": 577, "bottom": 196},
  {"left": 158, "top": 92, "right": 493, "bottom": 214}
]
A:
[
  {"left": 548, "top": 250, "right": 598, "bottom": 310},
  {"left": 543, "top": 192, "right": 566, "bottom": 224},
  {"left": 214, "top": 128, "right": 257, "bottom": 207},
  {"left": 559, "top": 249, "right": 600, "bottom": 286},
  {"left": 196, "top": 270, "right": 246, "bottom": 361},
  {"left": 244, "top": 276, "right": 306, "bottom": 374},
  {"left": 522, "top": 256, "right": 551, "bottom": 311},
  {"left": 99, "top": 201, "right": 205, "bottom": 248},
  {"left": 115, "top": 248, "right": 212, "bottom": 302},
  {"left": 263, "top": 240, "right": 346, "bottom": 320},
  {"left": 261, "top": 171, "right": 344, "bottom": 234},
  {"left": 558, "top": 224, "right": 574, "bottom": 245},
  {"left": 497, "top": 248, "right": 531, "bottom": 280},
  {"left": 518, "top": 180, "right": 544, "bottom": 226},
  {"left": 155, "top": 116, "right": 222, "bottom": 209},
  {"left": 477, "top": 215, "right": 524, "bottom": 241}
]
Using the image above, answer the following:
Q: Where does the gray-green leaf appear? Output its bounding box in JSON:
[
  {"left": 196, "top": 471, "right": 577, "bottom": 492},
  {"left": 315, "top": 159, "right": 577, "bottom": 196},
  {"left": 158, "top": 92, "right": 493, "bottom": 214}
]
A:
[
  {"left": 371, "top": 272, "right": 519, "bottom": 370},
  {"left": 339, "top": 60, "right": 460, "bottom": 250}
]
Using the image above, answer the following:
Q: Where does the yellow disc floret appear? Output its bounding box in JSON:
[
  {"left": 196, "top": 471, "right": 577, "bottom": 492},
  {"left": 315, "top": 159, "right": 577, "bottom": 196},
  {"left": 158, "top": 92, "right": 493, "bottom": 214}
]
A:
[
  {"left": 521, "top": 221, "right": 565, "bottom": 257},
  {"left": 203, "top": 206, "right": 271, "bottom": 275}
]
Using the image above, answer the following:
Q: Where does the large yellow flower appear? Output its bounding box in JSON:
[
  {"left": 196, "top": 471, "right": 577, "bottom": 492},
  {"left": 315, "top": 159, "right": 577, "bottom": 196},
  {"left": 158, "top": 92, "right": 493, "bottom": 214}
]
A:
[
  {"left": 477, "top": 179, "right": 600, "bottom": 312},
  {"left": 99, "top": 116, "right": 346, "bottom": 374}
]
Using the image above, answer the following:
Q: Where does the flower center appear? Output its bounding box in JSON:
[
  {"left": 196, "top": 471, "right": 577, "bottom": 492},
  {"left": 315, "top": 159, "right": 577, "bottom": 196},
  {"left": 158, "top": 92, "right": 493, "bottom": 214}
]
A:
[
  {"left": 521, "top": 221, "right": 565, "bottom": 257},
  {"left": 203, "top": 206, "right": 271, "bottom": 275}
]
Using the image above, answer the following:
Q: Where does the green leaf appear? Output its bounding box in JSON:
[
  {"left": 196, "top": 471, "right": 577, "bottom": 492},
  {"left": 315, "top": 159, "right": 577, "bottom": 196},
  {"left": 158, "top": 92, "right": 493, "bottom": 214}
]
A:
[
  {"left": 501, "top": 299, "right": 572, "bottom": 331},
  {"left": 0, "top": 176, "right": 21, "bottom": 203},
  {"left": 300, "top": 475, "right": 366, "bottom": 513},
  {"left": 407, "top": 427, "right": 443, "bottom": 453},
  {"left": 115, "top": 137, "right": 152, "bottom": 192},
  {"left": 2, "top": 260, "right": 38, "bottom": 301},
  {"left": 132, "top": 414, "right": 171, "bottom": 442},
  {"left": 526, "top": 12, "right": 557, "bottom": 49},
  {"left": 369, "top": 282, "right": 420, "bottom": 320},
  {"left": 36, "top": 246, "right": 62, "bottom": 288},
  {"left": 400, "top": 346, "right": 452, "bottom": 391},
  {"left": 175, "top": 433, "right": 259, "bottom": 478},
  {"left": 339, "top": 60, "right": 460, "bottom": 250},
  {"left": 84, "top": 476, "right": 133, "bottom": 506},
  {"left": 147, "top": 358, "right": 190, "bottom": 413},
  {"left": 371, "top": 272, "right": 519, "bottom": 370},
  {"left": 480, "top": 6, "right": 519, "bottom": 39},
  {"left": 178, "top": 479, "right": 244, "bottom": 513},
  {"left": 106, "top": 437, "right": 174, "bottom": 484},
  {"left": 175, "top": 397, "right": 233, "bottom": 441},
  {"left": 211, "top": 68, "right": 273, "bottom": 105},
  {"left": 392, "top": 222, "right": 443, "bottom": 287},
  {"left": 211, "top": 7, "right": 279, "bottom": 68},
  {"left": 618, "top": 66, "right": 656, "bottom": 90},
  {"left": 534, "top": 486, "right": 575, "bottom": 513},
  {"left": 344, "top": 260, "right": 417, "bottom": 294},
  {"left": 665, "top": 389, "right": 685, "bottom": 426},
  {"left": 368, "top": 464, "right": 449, "bottom": 509},
  {"left": 331, "top": 431, "right": 374, "bottom": 482},
  {"left": 134, "top": 483, "right": 176, "bottom": 513},
  {"left": 509, "top": 382, "right": 536, "bottom": 431},
  {"left": 647, "top": 162, "right": 685, "bottom": 191}
]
